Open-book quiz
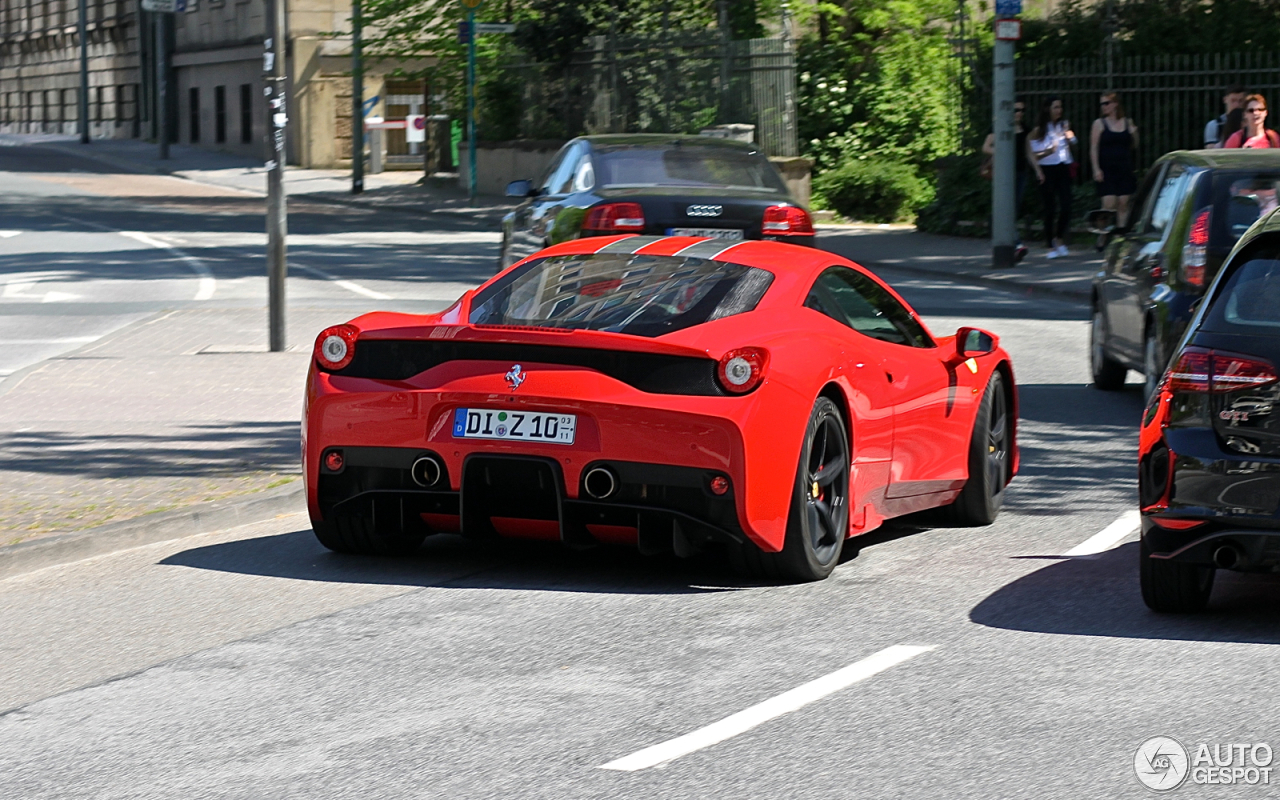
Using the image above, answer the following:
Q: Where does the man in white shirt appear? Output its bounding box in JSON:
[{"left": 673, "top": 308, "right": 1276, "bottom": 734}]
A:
[{"left": 1205, "top": 85, "right": 1246, "bottom": 148}]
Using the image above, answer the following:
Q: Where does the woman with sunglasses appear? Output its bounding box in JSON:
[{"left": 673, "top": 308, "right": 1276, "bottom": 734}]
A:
[
  {"left": 1090, "top": 93, "right": 1138, "bottom": 248},
  {"left": 1224, "top": 94, "right": 1280, "bottom": 148},
  {"left": 1029, "top": 96, "right": 1076, "bottom": 259}
]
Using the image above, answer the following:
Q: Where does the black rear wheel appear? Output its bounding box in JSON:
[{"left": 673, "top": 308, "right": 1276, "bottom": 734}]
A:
[
  {"left": 312, "top": 510, "right": 426, "bottom": 556},
  {"left": 1140, "top": 536, "right": 1214, "bottom": 613},
  {"left": 733, "top": 397, "right": 850, "bottom": 582},
  {"left": 1091, "top": 309, "right": 1128, "bottom": 390}
]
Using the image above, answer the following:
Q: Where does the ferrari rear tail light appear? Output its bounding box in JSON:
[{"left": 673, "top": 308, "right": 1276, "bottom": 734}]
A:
[
  {"left": 584, "top": 202, "right": 645, "bottom": 233},
  {"left": 762, "top": 205, "right": 815, "bottom": 236},
  {"left": 1181, "top": 207, "right": 1211, "bottom": 286},
  {"left": 717, "top": 347, "right": 768, "bottom": 394},
  {"left": 1167, "top": 346, "right": 1277, "bottom": 393},
  {"left": 314, "top": 324, "right": 358, "bottom": 371}
]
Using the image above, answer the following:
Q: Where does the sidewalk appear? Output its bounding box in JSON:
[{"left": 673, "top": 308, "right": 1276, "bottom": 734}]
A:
[
  {"left": 29, "top": 134, "right": 515, "bottom": 221},
  {"left": 817, "top": 224, "right": 1097, "bottom": 301}
]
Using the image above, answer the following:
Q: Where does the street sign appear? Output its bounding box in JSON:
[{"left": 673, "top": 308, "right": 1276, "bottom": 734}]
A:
[
  {"left": 459, "top": 0, "right": 485, "bottom": 9},
  {"left": 474, "top": 22, "right": 515, "bottom": 34},
  {"left": 995, "top": 19, "right": 1022, "bottom": 40},
  {"left": 457, "top": 20, "right": 472, "bottom": 44},
  {"left": 406, "top": 115, "right": 426, "bottom": 143},
  {"left": 141, "top": 0, "right": 185, "bottom": 11},
  {"left": 994, "top": 0, "right": 1021, "bottom": 15}
]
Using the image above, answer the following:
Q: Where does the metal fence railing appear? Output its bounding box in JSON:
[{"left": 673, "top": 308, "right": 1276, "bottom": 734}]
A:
[
  {"left": 1014, "top": 51, "right": 1280, "bottom": 177},
  {"left": 489, "top": 33, "right": 798, "bottom": 157}
]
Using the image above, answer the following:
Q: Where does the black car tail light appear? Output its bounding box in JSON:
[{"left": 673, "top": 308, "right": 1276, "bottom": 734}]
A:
[
  {"left": 314, "top": 324, "right": 359, "bottom": 371},
  {"left": 584, "top": 202, "right": 645, "bottom": 233},
  {"left": 762, "top": 205, "right": 814, "bottom": 236},
  {"left": 716, "top": 347, "right": 768, "bottom": 394},
  {"left": 1181, "top": 207, "right": 1211, "bottom": 286},
  {"left": 1167, "top": 345, "right": 1278, "bottom": 393}
]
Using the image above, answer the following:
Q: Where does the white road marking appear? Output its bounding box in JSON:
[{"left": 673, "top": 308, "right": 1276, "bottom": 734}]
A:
[
  {"left": 293, "top": 261, "right": 393, "bottom": 300},
  {"left": 119, "top": 231, "right": 216, "bottom": 301},
  {"left": 1, "top": 282, "right": 79, "bottom": 302},
  {"left": 598, "top": 644, "right": 935, "bottom": 772},
  {"left": 0, "top": 231, "right": 20, "bottom": 238},
  {"left": 1064, "top": 510, "right": 1142, "bottom": 557}
]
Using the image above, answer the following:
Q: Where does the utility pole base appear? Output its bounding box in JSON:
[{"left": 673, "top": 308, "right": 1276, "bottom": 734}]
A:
[{"left": 992, "top": 244, "right": 1016, "bottom": 269}]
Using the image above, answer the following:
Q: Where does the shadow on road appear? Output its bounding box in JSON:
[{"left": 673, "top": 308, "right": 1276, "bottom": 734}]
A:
[
  {"left": 161, "top": 526, "right": 756, "bottom": 594},
  {"left": 971, "top": 542, "right": 1280, "bottom": 644}
]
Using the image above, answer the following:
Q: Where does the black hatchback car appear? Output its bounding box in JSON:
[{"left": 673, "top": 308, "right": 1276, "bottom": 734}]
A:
[
  {"left": 1138, "top": 207, "right": 1280, "bottom": 612},
  {"left": 498, "top": 134, "right": 813, "bottom": 269},
  {"left": 1091, "top": 149, "right": 1280, "bottom": 400}
]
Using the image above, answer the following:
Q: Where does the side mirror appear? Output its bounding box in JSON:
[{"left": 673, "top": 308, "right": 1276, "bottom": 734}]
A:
[
  {"left": 956, "top": 326, "right": 999, "bottom": 359},
  {"left": 1086, "top": 208, "right": 1118, "bottom": 235},
  {"left": 506, "top": 179, "right": 535, "bottom": 198}
]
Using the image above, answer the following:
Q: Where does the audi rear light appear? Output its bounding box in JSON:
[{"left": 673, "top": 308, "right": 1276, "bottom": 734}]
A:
[
  {"left": 717, "top": 347, "right": 768, "bottom": 394},
  {"left": 1166, "top": 346, "right": 1277, "bottom": 393},
  {"left": 1181, "top": 207, "right": 1211, "bottom": 286},
  {"left": 762, "top": 205, "right": 814, "bottom": 236},
  {"left": 584, "top": 202, "right": 645, "bottom": 233},
  {"left": 314, "top": 324, "right": 358, "bottom": 370}
]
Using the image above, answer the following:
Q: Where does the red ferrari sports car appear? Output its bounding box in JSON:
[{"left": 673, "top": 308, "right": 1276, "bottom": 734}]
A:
[{"left": 303, "top": 235, "right": 1018, "bottom": 581}]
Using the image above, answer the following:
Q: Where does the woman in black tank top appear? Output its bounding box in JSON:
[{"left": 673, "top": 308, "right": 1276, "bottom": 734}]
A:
[{"left": 1090, "top": 92, "right": 1139, "bottom": 228}]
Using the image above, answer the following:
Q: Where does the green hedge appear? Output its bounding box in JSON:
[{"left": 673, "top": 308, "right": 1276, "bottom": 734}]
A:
[{"left": 812, "top": 159, "right": 933, "bottom": 224}]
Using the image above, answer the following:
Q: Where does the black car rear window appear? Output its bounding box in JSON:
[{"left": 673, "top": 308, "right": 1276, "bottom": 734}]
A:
[
  {"left": 1203, "top": 243, "right": 1280, "bottom": 332},
  {"left": 1211, "top": 172, "right": 1280, "bottom": 247},
  {"left": 593, "top": 143, "right": 786, "bottom": 192},
  {"left": 469, "top": 253, "right": 774, "bottom": 337}
]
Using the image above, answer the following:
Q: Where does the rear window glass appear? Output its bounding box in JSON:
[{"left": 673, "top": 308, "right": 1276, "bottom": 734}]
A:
[
  {"left": 1203, "top": 246, "right": 1280, "bottom": 331},
  {"left": 468, "top": 253, "right": 775, "bottom": 337},
  {"left": 1212, "top": 173, "right": 1280, "bottom": 246},
  {"left": 594, "top": 144, "right": 786, "bottom": 192}
]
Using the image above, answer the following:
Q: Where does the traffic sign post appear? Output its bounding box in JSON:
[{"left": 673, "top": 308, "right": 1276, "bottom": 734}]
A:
[
  {"left": 991, "top": 14, "right": 1020, "bottom": 268},
  {"left": 459, "top": 0, "right": 485, "bottom": 202},
  {"left": 265, "top": 0, "right": 288, "bottom": 352}
]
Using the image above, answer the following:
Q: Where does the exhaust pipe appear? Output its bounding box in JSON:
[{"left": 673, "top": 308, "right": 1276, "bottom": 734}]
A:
[
  {"left": 1213, "top": 544, "right": 1241, "bottom": 570},
  {"left": 410, "top": 455, "right": 444, "bottom": 488},
  {"left": 583, "top": 466, "right": 618, "bottom": 500}
]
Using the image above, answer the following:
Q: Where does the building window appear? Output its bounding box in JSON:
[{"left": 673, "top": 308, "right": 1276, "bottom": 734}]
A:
[
  {"left": 214, "top": 85, "right": 226, "bottom": 143},
  {"left": 239, "top": 83, "right": 252, "bottom": 144},
  {"left": 189, "top": 87, "right": 200, "bottom": 143}
]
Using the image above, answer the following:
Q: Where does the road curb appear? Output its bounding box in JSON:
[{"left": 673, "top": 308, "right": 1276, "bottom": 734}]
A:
[
  {"left": 0, "top": 482, "right": 305, "bottom": 580},
  {"left": 861, "top": 259, "right": 1091, "bottom": 303}
]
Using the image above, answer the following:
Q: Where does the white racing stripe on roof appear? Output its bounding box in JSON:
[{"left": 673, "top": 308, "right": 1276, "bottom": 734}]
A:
[{"left": 594, "top": 235, "right": 664, "bottom": 255}]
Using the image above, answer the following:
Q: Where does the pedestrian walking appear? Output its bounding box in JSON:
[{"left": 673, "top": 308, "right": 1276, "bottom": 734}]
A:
[
  {"left": 982, "top": 98, "right": 1031, "bottom": 262},
  {"left": 1029, "top": 96, "right": 1077, "bottom": 259},
  {"left": 1204, "top": 84, "right": 1246, "bottom": 148},
  {"left": 1224, "top": 94, "right": 1280, "bottom": 148},
  {"left": 1090, "top": 92, "right": 1138, "bottom": 248}
]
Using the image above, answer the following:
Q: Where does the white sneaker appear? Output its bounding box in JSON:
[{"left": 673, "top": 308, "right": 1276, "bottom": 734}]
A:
[
  {"left": 1055, "top": 244, "right": 1070, "bottom": 257},
  {"left": 1046, "top": 248, "right": 1062, "bottom": 259}
]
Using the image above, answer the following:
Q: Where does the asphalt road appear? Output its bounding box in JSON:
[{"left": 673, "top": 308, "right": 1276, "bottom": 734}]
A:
[{"left": 2, "top": 149, "right": 1280, "bottom": 798}]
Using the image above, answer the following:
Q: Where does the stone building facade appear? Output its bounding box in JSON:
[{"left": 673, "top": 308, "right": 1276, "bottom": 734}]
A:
[{"left": 0, "top": 0, "right": 425, "bottom": 167}]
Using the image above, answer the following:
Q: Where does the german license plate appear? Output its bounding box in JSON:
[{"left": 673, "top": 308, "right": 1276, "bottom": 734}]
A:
[
  {"left": 668, "top": 227, "right": 745, "bottom": 240},
  {"left": 452, "top": 408, "right": 576, "bottom": 445}
]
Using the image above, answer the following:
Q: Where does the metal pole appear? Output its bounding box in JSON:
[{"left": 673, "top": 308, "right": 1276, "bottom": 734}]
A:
[
  {"left": 78, "top": 0, "right": 89, "bottom": 144},
  {"left": 991, "top": 34, "right": 1016, "bottom": 268},
  {"left": 265, "top": 0, "right": 288, "bottom": 352},
  {"left": 351, "top": 0, "right": 364, "bottom": 194},
  {"left": 466, "top": 11, "right": 477, "bottom": 203},
  {"left": 155, "top": 12, "right": 168, "bottom": 159}
]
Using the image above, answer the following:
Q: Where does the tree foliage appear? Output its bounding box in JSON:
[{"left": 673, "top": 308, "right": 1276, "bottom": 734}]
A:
[{"left": 796, "top": 0, "right": 965, "bottom": 175}]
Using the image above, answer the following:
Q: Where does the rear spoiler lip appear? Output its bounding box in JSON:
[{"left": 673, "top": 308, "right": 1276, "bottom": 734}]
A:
[{"left": 358, "top": 324, "right": 715, "bottom": 361}]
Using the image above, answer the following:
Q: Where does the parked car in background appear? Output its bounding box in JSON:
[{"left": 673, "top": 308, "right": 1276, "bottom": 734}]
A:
[
  {"left": 498, "top": 135, "right": 813, "bottom": 269},
  {"left": 1138, "top": 207, "right": 1280, "bottom": 612},
  {"left": 1090, "top": 149, "right": 1280, "bottom": 400}
]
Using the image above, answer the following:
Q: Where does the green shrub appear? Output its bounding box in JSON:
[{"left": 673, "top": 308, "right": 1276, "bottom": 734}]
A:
[
  {"left": 813, "top": 159, "right": 932, "bottom": 224},
  {"left": 915, "top": 153, "right": 990, "bottom": 236}
]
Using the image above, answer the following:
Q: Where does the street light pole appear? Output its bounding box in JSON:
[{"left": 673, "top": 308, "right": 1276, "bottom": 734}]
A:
[
  {"left": 78, "top": 0, "right": 89, "bottom": 144},
  {"left": 990, "top": 19, "right": 1018, "bottom": 268},
  {"left": 155, "top": 12, "right": 168, "bottom": 159},
  {"left": 352, "top": 0, "right": 364, "bottom": 194},
  {"left": 466, "top": 11, "right": 477, "bottom": 202},
  {"left": 265, "top": 0, "right": 288, "bottom": 352}
]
